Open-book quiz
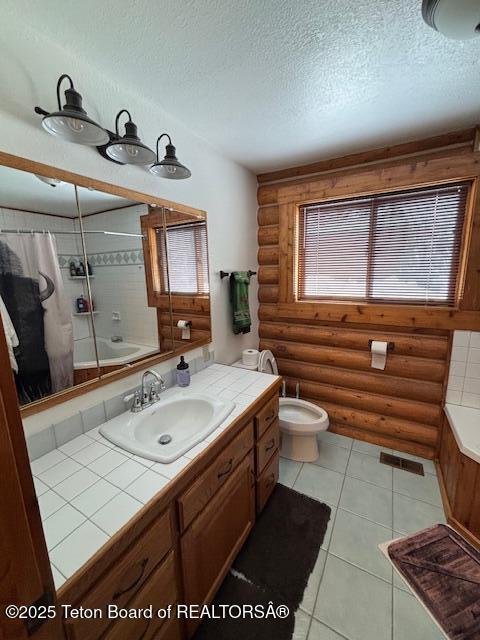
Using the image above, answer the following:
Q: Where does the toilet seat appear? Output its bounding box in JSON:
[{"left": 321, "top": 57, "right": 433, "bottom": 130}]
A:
[{"left": 258, "top": 350, "right": 278, "bottom": 375}]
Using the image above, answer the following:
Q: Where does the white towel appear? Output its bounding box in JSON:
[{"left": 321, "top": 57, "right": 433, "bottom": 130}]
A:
[{"left": 0, "top": 295, "right": 19, "bottom": 373}]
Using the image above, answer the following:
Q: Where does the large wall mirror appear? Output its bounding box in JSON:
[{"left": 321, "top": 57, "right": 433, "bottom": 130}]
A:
[{"left": 0, "top": 155, "right": 212, "bottom": 414}]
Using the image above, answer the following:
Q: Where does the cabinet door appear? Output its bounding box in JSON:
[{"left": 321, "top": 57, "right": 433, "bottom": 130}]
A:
[{"left": 180, "top": 454, "right": 255, "bottom": 635}]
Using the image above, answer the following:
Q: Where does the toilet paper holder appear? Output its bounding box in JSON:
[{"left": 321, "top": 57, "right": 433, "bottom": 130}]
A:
[{"left": 368, "top": 340, "right": 394, "bottom": 352}]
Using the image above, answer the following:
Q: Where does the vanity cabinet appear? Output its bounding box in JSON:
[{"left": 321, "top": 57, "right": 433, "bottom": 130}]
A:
[
  {"left": 438, "top": 417, "right": 480, "bottom": 547},
  {"left": 180, "top": 453, "right": 256, "bottom": 635},
  {"left": 54, "top": 384, "right": 282, "bottom": 640},
  {"left": 64, "top": 508, "right": 175, "bottom": 640}
]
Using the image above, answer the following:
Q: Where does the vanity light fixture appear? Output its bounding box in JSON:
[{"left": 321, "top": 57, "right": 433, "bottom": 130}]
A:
[
  {"left": 34, "top": 74, "right": 109, "bottom": 146},
  {"left": 150, "top": 133, "right": 191, "bottom": 179},
  {"left": 104, "top": 110, "right": 156, "bottom": 165}
]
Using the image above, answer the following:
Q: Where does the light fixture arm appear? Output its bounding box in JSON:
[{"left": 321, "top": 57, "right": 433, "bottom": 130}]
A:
[
  {"left": 114, "top": 109, "right": 133, "bottom": 136},
  {"left": 56, "top": 74, "right": 74, "bottom": 110},
  {"left": 156, "top": 133, "right": 173, "bottom": 160}
]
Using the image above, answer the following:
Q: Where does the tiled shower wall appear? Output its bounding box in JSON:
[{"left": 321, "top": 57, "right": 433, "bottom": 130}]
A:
[
  {"left": 446, "top": 330, "right": 480, "bottom": 409},
  {"left": 82, "top": 206, "right": 158, "bottom": 348}
]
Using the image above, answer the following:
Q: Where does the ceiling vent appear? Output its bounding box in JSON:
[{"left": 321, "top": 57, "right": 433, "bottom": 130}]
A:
[{"left": 422, "top": 0, "right": 480, "bottom": 40}]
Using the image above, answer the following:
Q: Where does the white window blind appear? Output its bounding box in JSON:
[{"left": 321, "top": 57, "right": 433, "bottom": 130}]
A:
[
  {"left": 157, "top": 222, "right": 209, "bottom": 295},
  {"left": 297, "top": 182, "right": 469, "bottom": 306}
]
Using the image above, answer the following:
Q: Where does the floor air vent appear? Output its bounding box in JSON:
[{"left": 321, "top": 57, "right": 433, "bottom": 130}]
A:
[{"left": 379, "top": 452, "right": 424, "bottom": 476}]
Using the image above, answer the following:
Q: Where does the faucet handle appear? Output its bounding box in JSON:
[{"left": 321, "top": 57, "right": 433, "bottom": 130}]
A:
[
  {"left": 124, "top": 390, "right": 142, "bottom": 412},
  {"left": 149, "top": 382, "right": 160, "bottom": 403}
]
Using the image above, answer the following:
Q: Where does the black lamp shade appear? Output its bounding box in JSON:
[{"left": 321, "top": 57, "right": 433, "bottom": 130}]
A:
[
  {"left": 106, "top": 118, "right": 156, "bottom": 165},
  {"left": 150, "top": 143, "right": 191, "bottom": 179},
  {"left": 41, "top": 85, "right": 109, "bottom": 146}
]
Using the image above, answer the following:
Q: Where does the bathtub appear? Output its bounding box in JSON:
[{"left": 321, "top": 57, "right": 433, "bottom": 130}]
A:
[{"left": 74, "top": 337, "right": 158, "bottom": 370}]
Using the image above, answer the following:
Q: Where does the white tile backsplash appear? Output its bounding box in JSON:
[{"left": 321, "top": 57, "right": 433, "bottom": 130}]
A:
[{"left": 447, "top": 331, "right": 480, "bottom": 409}]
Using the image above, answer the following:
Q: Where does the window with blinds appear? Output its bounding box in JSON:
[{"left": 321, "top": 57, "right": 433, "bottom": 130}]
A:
[
  {"left": 157, "top": 221, "right": 209, "bottom": 295},
  {"left": 297, "top": 182, "right": 469, "bottom": 306}
]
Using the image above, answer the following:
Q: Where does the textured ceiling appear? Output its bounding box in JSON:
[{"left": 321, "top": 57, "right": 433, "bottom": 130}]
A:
[{"left": 4, "top": 0, "right": 480, "bottom": 173}]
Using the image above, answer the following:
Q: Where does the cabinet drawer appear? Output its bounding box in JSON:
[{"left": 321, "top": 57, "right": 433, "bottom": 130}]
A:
[
  {"left": 256, "top": 418, "right": 280, "bottom": 476},
  {"left": 66, "top": 508, "right": 173, "bottom": 640},
  {"left": 255, "top": 394, "right": 279, "bottom": 439},
  {"left": 256, "top": 451, "right": 279, "bottom": 514},
  {"left": 181, "top": 453, "right": 255, "bottom": 636},
  {"left": 103, "top": 551, "right": 178, "bottom": 640},
  {"left": 178, "top": 423, "right": 254, "bottom": 531}
]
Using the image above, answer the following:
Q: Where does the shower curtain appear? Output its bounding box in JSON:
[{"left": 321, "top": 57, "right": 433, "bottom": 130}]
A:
[{"left": 0, "top": 233, "right": 74, "bottom": 403}]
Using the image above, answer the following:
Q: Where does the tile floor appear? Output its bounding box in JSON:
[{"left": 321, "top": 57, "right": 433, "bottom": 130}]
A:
[{"left": 282, "top": 431, "right": 446, "bottom": 640}]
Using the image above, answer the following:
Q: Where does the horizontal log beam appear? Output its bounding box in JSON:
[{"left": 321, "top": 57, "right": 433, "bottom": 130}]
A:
[
  {"left": 307, "top": 398, "right": 438, "bottom": 447},
  {"left": 258, "top": 246, "right": 279, "bottom": 265},
  {"left": 260, "top": 338, "right": 445, "bottom": 382},
  {"left": 260, "top": 321, "right": 448, "bottom": 359},
  {"left": 257, "top": 205, "right": 279, "bottom": 226},
  {"left": 329, "top": 423, "right": 435, "bottom": 459},
  {"left": 283, "top": 378, "right": 441, "bottom": 427},
  {"left": 276, "top": 358, "right": 443, "bottom": 404},
  {"left": 257, "top": 266, "right": 279, "bottom": 285},
  {"left": 158, "top": 313, "right": 211, "bottom": 331},
  {"left": 261, "top": 301, "right": 480, "bottom": 332},
  {"left": 258, "top": 225, "right": 279, "bottom": 246},
  {"left": 257, "top": 128, "right": 475, "bottom": 184},
  {"left": 257, "top": 145, "right": 479, "bottom": 206},
  {"left": 258, "top": 286, "right": 279, "bottom": 303}
]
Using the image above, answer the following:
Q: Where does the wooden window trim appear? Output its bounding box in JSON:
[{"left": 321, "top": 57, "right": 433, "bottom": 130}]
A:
[
  {"left": 295, "top": 182, "right": 470, "bottom": 307},
  {"left": 275, "top": 171, "right": 480, "bottom": 330}
]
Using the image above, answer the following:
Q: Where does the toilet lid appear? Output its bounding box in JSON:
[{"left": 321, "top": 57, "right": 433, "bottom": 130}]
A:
[{"left": 258, "top": 350, "right": 278, "bottom": 375}]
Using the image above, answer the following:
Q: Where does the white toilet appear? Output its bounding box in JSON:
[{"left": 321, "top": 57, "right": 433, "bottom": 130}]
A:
[
  {"left": 279, "top": 398, "right": 329, "bottom": 462},
  {"left": 233, "top": 350, "right": 329, "bottom": 462}
]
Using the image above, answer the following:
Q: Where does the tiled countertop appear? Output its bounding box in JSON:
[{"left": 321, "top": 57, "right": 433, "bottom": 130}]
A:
[
  {"left": 31, "top": 364, "right": 279, "bottom": 590},
  {"left": 444, "top": 403, "right": 480, "bottom": 465}
]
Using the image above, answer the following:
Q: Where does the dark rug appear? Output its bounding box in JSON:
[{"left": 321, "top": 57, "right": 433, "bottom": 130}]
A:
[
  {"left": 194, "top": 484, "right": 331, "bottom": 640},
  {"left": 388, "top": 524, "right": 480, "bottom": 640}
]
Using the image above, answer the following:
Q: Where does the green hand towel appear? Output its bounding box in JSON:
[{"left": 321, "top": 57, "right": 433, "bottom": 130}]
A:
[{"left": 229, "top": 271, "right": 251, "bottom": 335}]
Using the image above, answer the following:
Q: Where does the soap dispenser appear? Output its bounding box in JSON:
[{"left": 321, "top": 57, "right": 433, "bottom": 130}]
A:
[{"left": 176, "top": 356, "right": 190, "bottom": 387}]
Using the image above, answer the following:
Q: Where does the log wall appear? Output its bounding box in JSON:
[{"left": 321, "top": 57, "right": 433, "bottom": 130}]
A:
[{"left": 256, "top": 139, "right": 480, "bottom": 459}]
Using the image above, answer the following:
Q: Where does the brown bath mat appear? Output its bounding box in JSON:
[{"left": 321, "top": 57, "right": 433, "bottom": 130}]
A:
[
  {"left": 387, "top": 524, "right": 480, "bottom": 639},
  {"left": 194, "top": 484, "right": 331, "bottom": 639}
]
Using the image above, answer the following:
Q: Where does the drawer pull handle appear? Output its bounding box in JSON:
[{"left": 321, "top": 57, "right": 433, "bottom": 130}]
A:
[
  {"left": 217, "top": 458, "right": 234, "bottom": 480},
  {"left": 265, "top": 439, "right": 275, "bottom": 453},
  {"left": 265, "top": 412, "right": 275, "bottom": 422},
  {"left": 112, "top": 558, "right": 148, "bottom": 600}
]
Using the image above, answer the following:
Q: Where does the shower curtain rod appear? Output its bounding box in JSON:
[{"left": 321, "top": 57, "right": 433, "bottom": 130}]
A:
[{"left": 0, "top": 228, "right": 144, "bottom": 239}]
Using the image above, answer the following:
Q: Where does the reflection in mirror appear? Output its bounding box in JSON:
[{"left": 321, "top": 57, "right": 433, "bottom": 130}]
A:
[
  {"left": 0, "top": 165, "right": 99, "bottom": 406},
  {"left": 75, "top": 187, "right": 169, "bottom": 381},
  {"left": 146, "top": 207, "right": 211, "bottom": 351}
]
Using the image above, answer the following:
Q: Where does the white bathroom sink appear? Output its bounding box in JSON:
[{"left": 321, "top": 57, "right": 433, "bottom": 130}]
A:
[{"left": 100, "top": 392, "right": 234, "bottom": 463}]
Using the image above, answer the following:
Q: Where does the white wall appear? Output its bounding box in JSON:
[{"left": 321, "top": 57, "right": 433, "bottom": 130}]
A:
[{"left": 0, "top": 9, "right": 259, "bottom": 367}]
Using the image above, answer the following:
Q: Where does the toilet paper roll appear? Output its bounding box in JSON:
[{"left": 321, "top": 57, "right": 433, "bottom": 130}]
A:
[
  {"left": 177, "top": 320, "right": 191, "bottom": 340},
  {"left": 242, "top": 348, "right": 259, "bottom": 367},
  {"left": 371, "top": 340, "right": 388, "bottom": 370}
]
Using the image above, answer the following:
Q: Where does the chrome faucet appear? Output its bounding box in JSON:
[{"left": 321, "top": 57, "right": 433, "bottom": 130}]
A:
[
  {"left": 141, "top": 370, "right": 166, "bottom": 407},
  {"left": 124, "top": 370, "right": 166, "bottom": 413}
]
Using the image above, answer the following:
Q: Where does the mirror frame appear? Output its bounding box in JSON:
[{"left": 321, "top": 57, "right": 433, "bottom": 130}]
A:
[{"left": 0, "top": 151, "right": 212, "bottom": 418}]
